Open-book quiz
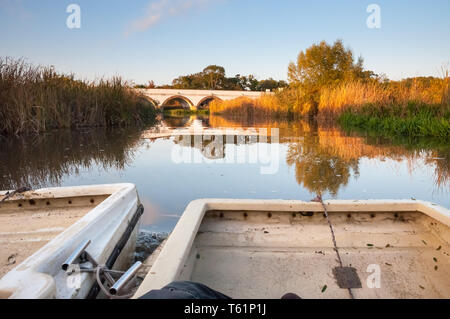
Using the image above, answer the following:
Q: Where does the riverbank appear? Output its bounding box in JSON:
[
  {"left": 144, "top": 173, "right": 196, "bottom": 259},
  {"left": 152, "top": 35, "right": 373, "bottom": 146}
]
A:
[
  {"left": 0, "top": 57, "right": 157, "bottom": 136},
  {"left": 209, "top": 40, "right": 449, "bottom": 139},
  {"left": 162, "top": 109, "right": 209, "bottom": 116},
  {"left": 320, "top": 79, "right": 450, "bottom": 139},
  {"left": 338, "top": 105, "right": 450, "bottom": 138},
  {"left": 209, "top": 80, "right": 450, "bottom": 139}
]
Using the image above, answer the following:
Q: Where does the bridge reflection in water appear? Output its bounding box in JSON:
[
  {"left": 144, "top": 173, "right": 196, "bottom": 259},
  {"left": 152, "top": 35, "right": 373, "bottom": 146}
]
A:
[
  {"left": 0, "top": 115, "right": 448, "bottom": 220},
  {"left": 138, "top": 115, "right": 449, "bottom": 196}
]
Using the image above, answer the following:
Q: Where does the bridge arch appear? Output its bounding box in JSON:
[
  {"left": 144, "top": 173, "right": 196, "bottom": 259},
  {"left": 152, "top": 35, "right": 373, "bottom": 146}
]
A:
[
  {"left": 161, "top": 95, "right": 195, "bottom": 110},
  {"left": 143, "top": 96, "right": 158, "bottom": 108},
  {"left": 197, "top": 95, "right": 222, "bottom": 109}
]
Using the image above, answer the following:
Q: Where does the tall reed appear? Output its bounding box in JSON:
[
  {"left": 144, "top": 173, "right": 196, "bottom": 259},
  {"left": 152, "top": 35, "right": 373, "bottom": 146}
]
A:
[
  {"left": 0, "top": 57, "right": 156, "bottom": 136},
  {"left": 318, "top": 78, "right": 449, "bottom": 118},
  {"left": 209, "top": 77, "right": 450, "bottom": 138},
  {"left": 318, "top": 79, "right": 450, "bottom": 138},
  {"left": 209, "top": 93, "right": 292, "bottom": 119}
]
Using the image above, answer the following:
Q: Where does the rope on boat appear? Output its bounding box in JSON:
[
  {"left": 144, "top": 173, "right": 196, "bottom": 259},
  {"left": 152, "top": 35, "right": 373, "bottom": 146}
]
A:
[
  {"left": 313, "top": 194, "right": 355, "bottom": 300},
  {"left": 86, "top": 204, "right": 144, "bottom": 299},
  {"left": 63, "top": 240, "right": 141, "bottom": 299}
]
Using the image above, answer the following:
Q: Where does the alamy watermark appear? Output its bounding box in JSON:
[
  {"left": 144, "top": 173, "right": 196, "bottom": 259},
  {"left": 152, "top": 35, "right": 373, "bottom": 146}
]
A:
[
  {"left": 66, "top": 4, "right": 81, "bottom": 29},
  {"left": 65, "top": 4, "right": 380, "bottom": 30},
  {"left": 367, "top": 4, "right": 381, "bottom": 29},
  {"left": 366, "top": 264, "right": 381, "bottom": 289},
  {"left": 65, "top": 264, "right": 82, "bottom": 290},
  {"left": 170, "top": 128, "right": 280, "bottom": 175}
]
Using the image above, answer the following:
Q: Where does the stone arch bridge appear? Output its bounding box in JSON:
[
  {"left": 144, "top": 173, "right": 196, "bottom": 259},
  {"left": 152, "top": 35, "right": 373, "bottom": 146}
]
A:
[{"left": 138, "top": 89, "right": 269, "bottom": 110}]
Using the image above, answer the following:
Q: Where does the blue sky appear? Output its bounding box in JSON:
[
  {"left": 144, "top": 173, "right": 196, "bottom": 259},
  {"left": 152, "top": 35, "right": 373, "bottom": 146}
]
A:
[{"left": 1, "top": 0, "right": 449, "bottom": 85}]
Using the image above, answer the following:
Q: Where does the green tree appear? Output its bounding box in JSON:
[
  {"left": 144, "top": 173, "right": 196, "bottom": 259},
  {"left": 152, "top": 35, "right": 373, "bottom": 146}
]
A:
[
  {"left": 288, "top": 40, "right": 374, "bottom": 116},
  {"left": 257, "top": 78, "right": 288, "bottom": 91},
  {"left": 172, "top": 72, "right": 203, "bottom": 89},
  {"left": 172, "top": 65, "right": 226, "bottom": 90},
  {"left": 237, "top": 75, "right": 259, "bottom": 91},
  {"left": 223, "top": 74, "right": 245, "bottom": 90},
  {"left": 203, "top": 65, "right": 226, "bottom": 90},
  {"left": 171, "top": 66, "right": 287, "bottom": 91}
]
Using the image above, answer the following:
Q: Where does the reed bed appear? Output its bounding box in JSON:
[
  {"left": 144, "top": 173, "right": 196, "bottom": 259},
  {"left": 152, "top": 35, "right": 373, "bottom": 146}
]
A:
[
  {"left": 318, "top": 79, "right": 448, "bottom": 114},
  {"left": 209, "top": 94, "right": 292, "bottom": 119},
  {"left": 319, "top": 79, "right": 450, "bottom": 138},
  {"left": 209, "top": 77, "right": 450, "bottom": 138},
  {"left": 0, "top": 57, "right": 156, "bottom": 136}
]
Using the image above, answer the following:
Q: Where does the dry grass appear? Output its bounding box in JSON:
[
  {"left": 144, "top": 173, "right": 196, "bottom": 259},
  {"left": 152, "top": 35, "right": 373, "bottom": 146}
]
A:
[
  {"left": 0, "top": 57, "right": 156, "bottom": 136},
  {"left": 318, "top": 78, "right": 449, "bottom": 118},
  {"left": 208, "top": 76, "right": 450, "bottom": 137},
  {"left": 210, "top": 94, "right": 284, "bottom": 118}
]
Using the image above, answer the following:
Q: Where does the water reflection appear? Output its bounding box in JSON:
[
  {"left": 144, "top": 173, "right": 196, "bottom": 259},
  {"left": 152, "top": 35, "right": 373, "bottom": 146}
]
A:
[
  {"left": 192, "top": 115, "right": 449, "bottom": 195},
  {"left": 0, "top": 115, "right": 448, "bottom": 224},
  {"left": 0, "top": 128, "right": 144, "bottom": 190},
  {"left": 286, "top": 136, "right": 359, "bottom": 196}
]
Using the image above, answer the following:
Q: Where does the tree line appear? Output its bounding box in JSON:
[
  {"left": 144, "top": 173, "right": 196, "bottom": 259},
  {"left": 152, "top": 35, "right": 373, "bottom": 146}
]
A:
[
  {"left": 209, "top": 39, "right": 449, "bottom": 138},
  {"left": 135, "top": 65, "right": 288, "bottom": 91}
]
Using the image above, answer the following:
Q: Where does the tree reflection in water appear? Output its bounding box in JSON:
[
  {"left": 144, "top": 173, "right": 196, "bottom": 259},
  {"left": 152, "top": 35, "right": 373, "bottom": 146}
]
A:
[
  {"left": 0, "top": 115, "right": 448, "bottom": 198},
  {"left": 286, "top": 135, "right": 359, "bottom": 196},
  {"left": 208, "top": 115, "right": 449, "bottom": 195},
  {"left": 0, "top": 127, "right": 145, "bottom": 190}
]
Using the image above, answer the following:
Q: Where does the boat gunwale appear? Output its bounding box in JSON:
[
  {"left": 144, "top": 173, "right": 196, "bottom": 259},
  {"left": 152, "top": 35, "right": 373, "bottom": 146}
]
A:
[
  {"left": 0, "top": 183, "right": 139, "bottom": 299},
  {"left": 0, "top": 184, "right": 132, "bottom": 201},
  {"left": 134, "top": 199, "right": 450, "bottom": 298}
]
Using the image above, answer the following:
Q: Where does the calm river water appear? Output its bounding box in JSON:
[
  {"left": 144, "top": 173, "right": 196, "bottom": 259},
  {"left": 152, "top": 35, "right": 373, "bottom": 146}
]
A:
[{"left": 0, "top": 115, "right": 448, "bottom": 233}]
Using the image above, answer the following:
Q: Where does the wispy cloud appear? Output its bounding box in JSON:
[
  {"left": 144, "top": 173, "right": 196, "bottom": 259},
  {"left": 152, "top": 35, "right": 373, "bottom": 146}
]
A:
[{"left": 125, "top": 0, "right": 216, "bottom": 36}]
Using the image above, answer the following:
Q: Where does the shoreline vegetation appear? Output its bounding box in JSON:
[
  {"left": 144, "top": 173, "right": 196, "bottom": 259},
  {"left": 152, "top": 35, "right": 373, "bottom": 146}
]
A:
[
  {"left": 163, "top": 108, "right": 209, "bottom": 116},
  {"left": 210, "top": 40, "right": 449, "bottom": 139},
  {"left": 0, "top": 57, "right": 156, "bottom": 136},
  {"left": 135, "top": 65, "right": 287, "bottom": 91},
  {"left": 209, "top": 81, "right": 450, "bottom": 138},
  {"left": 1, "top": 40, "right": 449, "bottom": 139}
]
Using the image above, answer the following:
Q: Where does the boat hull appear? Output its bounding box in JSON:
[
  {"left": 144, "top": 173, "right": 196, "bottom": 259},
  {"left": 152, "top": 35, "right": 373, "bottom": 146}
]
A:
[
  {"left": 135, "top": 199, "right": 450, "bottom": 299},
  {"left": 0, "top": 184, "right": 142, "bottom": 299}
]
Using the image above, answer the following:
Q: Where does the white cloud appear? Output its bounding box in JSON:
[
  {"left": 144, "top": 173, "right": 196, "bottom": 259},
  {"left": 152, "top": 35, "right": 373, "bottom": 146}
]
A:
[{"left": 125, "top": 0, "right": 215, "bottom": 36}]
